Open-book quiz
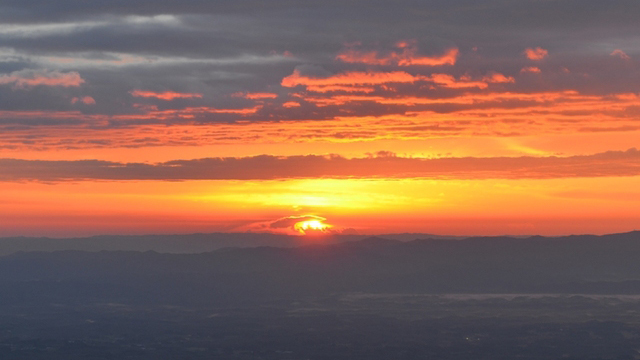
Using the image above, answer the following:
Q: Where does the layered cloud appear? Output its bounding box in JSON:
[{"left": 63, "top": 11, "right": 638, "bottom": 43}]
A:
[
  {"left": 130, "top": 90, "right": 203, "bottom": 100},
  {"left": 1, "top": 85, "right": 639, "bottom": 151},
  {"left": 336, "top": 42, "right": 458, "bottom": 67},
  {"left": 233, "top": 92, "right": 278, "bottom": 99},
  {"left": 3, "top": 149, "right": 640, "bottom": 182},
  {"left": 0, "top": 1, "right": 637, "bottom": 147},
  {"left": 0, "top": 69, "right": 84, "bottom": 88},
  {"left": 0, "top": 5, "right": 637, "bottom": 158},
  {"left": 1, "top": 0, "right": 640, "bottom": 236},
  {"left": 281, "top": 70, "right": 426, "bottom": 88}
]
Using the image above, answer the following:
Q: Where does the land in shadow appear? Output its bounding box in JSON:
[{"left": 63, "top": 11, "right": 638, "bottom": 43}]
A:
[
  {"left": 2, "top": 294, "right": 640, "bottom": 359},
  {"left": 2, "top": 231, "right": 640, "bottom": 359}
]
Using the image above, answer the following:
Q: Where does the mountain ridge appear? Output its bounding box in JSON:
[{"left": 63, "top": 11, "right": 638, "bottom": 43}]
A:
[
  {"left": 1, "top": 231, "right": 639, "bottom": 307},
  {"left": 1, "top": 230, "right": 637, "bottom": 256}
]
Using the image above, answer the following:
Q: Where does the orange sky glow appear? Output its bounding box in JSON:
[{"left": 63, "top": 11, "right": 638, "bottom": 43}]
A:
[{"left": 1, "top": 8, "right": 639, "bottom": 237}]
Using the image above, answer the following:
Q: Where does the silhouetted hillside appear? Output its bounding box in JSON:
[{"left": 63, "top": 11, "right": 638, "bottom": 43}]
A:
[
  {"left": 0, "top": 233, "right": 303, "bottom": 256},
  {"left": 0, "top": 232, "right": 462, "bottom": 255},
  {"left": 1, "top": 232, "right": 639, "bottom": 307}
]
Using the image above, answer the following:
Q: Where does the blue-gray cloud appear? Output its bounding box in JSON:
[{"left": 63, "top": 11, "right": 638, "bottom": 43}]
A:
[{"left": 1, "top": 148, "right": 639, "bottom": 182}]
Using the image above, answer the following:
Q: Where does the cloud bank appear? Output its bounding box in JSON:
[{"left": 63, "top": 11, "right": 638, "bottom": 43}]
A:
[{"left": 2, "top": 149, "right": 640, "bottom": 182}]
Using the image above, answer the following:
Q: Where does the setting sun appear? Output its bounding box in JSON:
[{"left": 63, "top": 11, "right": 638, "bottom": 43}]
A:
[
  {"left": 1, "top": 0, "right": 639, "bottom": 238},
  {"left": 294, "top": 219, "right": 332, "bottom": 234}
]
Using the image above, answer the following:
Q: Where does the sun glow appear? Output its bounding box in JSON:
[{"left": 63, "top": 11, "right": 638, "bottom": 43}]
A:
[{"left": 294, "top": 219, "right": 332, "bottom": 234}]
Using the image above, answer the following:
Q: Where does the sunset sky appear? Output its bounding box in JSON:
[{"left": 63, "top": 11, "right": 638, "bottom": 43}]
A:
[{"left": 1, "top": 0, "right": 639, "bottom": 236}]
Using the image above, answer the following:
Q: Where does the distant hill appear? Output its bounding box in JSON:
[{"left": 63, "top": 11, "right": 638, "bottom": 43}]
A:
[
  {"left": 0, "top": 232, "right": 463, "bottom": 256},
  {"left": 0, "top": 231, "right": 639, "bottom": 306}
]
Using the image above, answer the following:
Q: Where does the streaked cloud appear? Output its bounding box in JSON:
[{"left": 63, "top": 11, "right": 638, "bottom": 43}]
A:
[
  {"left": 281, "top": 70, "right": 426, "bottom": 88},
  {"left": 2, "top": 149, "right": 640, "bottom": 182},
  {"left": 520, "top": 66, "right": 541, "bottom": 73},
  {"left": 336, "top": 42, "right": 458, "bottom": 67},
  {"left": 482, "top": 72, "right": 515, "bottom": 83},
  {"left": 2, "top": 87, "right": 640, "bottom": 151},
  {"left": 130, "top": 90, "right": 203, "bottom": 100},
  {"left": 426, "top": 74, "right": 488, "bottom": 89},
  {"left": 232, "top": 92, "right": 278, "bottom": 99},
  {"left": 0, "top": 69, "right": 84, "bottom": 88},
  {"left": 282, "top": 101, "right": 300, "bottom": 108},
  {"left": 610, "top": 49, "right": 631, "bottom": 60}
]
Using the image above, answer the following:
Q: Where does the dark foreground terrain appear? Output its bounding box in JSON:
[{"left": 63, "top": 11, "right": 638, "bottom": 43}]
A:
[
  {"left": 2, "top": 294, "right": 640, "bottom": 360},
  {"left": 1, "top": 231, "right": 640, "bottom": 359}
]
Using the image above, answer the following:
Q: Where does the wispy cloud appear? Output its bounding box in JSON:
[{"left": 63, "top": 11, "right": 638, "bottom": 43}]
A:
[
  {"left": 282, "top": 70, "right": 426, "bottom": 88},
  {"left": 232, "top": 92, "right": 278, "bottom": 99},
  {"left": 520, "top": 66, "right": 541, "bottom": 73},
  {"left": 336, "top": 41, "right": 458, "bottom": 67},
  {"left": 2, "top": 149, "right": 640, "bottom": 182},
  {"left": 0, "top": 69, "right": 84, "bottom": 88},
  {"left": 610, "top": 49, "right": 631, "bottom": 60},
  {"left": 130, "top": 90, "right": 203, "bottom": 100}
]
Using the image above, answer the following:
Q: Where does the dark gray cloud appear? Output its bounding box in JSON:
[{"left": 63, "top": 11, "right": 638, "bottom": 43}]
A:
[
  {"left": 0, "top": 0, "right": 638, "bottom": 136},
  {"left": 1, "top": 148, "right": 639, "bottom": 182},
  {"left": 2, "top": 1, "right": 639, "bottom": 29}
]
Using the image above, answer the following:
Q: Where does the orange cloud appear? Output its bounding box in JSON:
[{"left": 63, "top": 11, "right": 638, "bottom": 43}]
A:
[
  {"left": 129, "top": 90, "right": 203, "bottom": 100},
  {"left": 284, "top": 70, "right": 509, "bottom": 93},
  {"left": 427, "top": 74, "right": 488, "bottom": 89},
  {"left": 281, "top": 70, "right": 426, "bottom": 88},
  {"left": 305, "top": 85, "right": 376, "bottom": 93},
  {"left": 180, "top": 106, "right": 260, "bottom": 115},
  {"left": 3, "top": 87, "right": 640, "bottom": 151},
  {"left": 336, "top": 42, "right": 458, "bottom": 67},
  {"left": 610, "top": 49, "right": 631, "bottom": 60},
  {"left": 0, "top": 69, "right": 84, "bottom": 88},
  {"left": 398, "top": 48, "right": 459, "bottom": 66},
  {"left": 521, "top": 67, "right": 541, "bottom": 73},
  {"left": 524, "top": 47, "right": 548, "bottom": 60},
  {"left": 282, "top": 101, "right": 301, "bottom": 108},
  {"left": 482, "top": 72, "right": 515, "bottom": 83},
  {"left": 232, "top": 92, "right": 278, "bottom": 99},
  {"left": 297, "top": 89, "right": 600, "bottom": 107}
]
